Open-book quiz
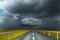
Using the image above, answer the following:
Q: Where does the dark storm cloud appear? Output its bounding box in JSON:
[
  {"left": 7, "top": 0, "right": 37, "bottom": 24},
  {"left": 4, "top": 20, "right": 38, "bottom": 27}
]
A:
[
  {"left": 5, "top": 0, "right": 60, "bottom": 18},
  {"left": 36, "top": 15, "right": 60, "bottom": 30},
  {"left": 0, "top": 0, "right": 60, "bottom": 30}
]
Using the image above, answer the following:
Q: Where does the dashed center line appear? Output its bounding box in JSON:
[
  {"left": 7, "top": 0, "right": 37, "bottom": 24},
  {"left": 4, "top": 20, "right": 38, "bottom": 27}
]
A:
[
  {"left": 32, "top": 32, "right": 35, "bottom": 40},
  {"left": 33, "top": 36, "right": 35, "bottom": 40},
  {"left": 32, "top": 33, "right": 34, "bottom": 35}
]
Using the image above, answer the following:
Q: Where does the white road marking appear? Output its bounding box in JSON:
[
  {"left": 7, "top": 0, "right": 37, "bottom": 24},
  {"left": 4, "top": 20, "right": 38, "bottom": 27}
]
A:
[
  {"left": 32, "top": 32, "right": 35, "bottom": 40},
  {"left": 32, "top": 33, "right": 34, "bottom": 35},
  {"left": 33, "top": 36, "right": 35, "bottom": 40}
]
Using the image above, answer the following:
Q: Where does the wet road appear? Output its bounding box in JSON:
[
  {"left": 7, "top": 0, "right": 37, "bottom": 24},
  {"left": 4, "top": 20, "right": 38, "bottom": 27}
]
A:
[{"left": 15, "top": 31, "right": 55, "bottom": 40}]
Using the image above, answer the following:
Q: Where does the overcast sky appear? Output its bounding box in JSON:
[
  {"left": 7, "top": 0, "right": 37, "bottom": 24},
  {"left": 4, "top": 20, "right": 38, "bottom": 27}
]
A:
[{"left": 0, "top": 0, "right": 60, "bottom": 30}]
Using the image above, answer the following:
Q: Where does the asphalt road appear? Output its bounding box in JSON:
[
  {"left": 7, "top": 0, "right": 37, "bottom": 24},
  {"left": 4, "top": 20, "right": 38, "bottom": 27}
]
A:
[{"left": 15, "top": 31, "right": 56, "bottom": 40}]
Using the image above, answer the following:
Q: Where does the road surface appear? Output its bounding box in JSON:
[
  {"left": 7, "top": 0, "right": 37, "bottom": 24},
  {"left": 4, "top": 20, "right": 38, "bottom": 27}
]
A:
[{"left": 15, "top": 31, "right": 56, "bottom": 40}]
